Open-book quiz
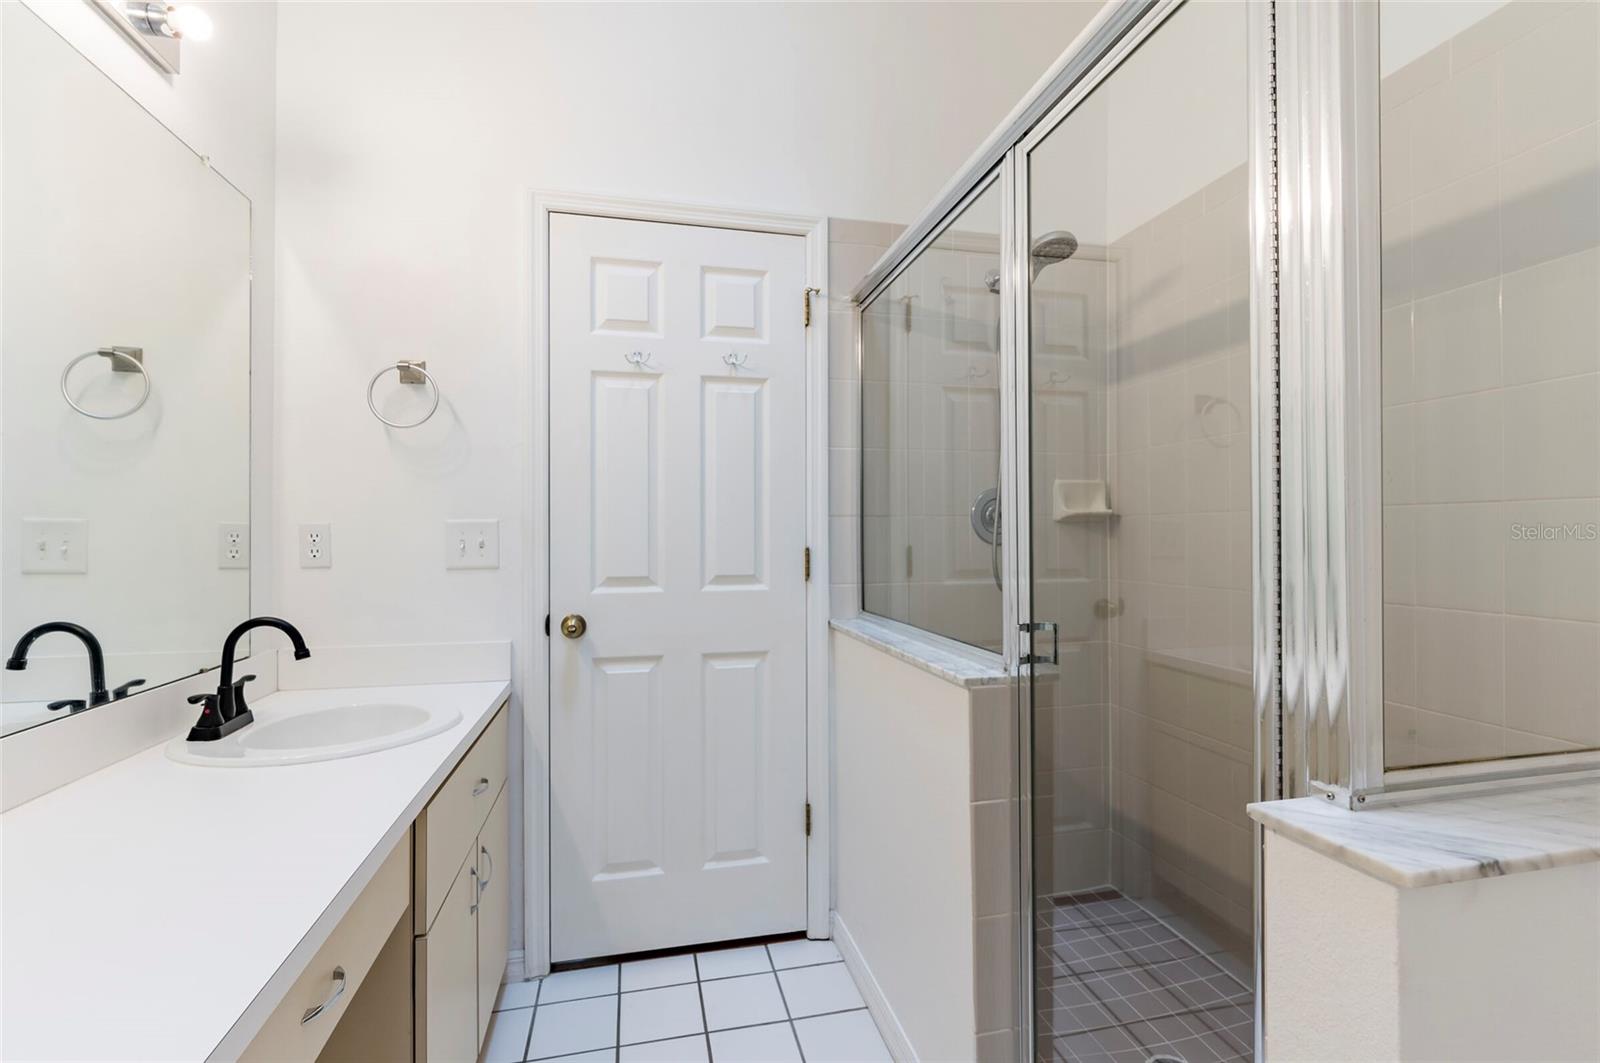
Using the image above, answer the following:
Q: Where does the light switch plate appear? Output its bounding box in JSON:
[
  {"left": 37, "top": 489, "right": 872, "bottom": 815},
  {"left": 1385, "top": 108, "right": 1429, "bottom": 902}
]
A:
[
  {"left": 445, "top": 519, "right": 499, "bottom": 569},
  {"left": 218, "top": 523, "right": 250, "bottom": 569},
  {"left": 20, "top": 518, "right": 87, "bottom": 574},
  {"left": 299, "top": 523, "right": 332, "bottom": 568}
]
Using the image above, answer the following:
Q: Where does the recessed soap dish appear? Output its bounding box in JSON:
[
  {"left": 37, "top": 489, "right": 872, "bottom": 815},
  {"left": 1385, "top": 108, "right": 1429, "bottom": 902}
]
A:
[{"left": 1052, "top": 478, "right": 1117, "bottom": 522}]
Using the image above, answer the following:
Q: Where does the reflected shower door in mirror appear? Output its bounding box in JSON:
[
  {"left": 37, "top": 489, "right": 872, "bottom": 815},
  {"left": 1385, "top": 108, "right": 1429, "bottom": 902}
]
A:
[
  {"left": 1024, "top": 2, "right": 1255, "bottom": 1060},
  {"left": 859, "top": 177, "right": 1004, "bottom": 652},
  {"left": 1, "top": 4, "right": 251, "bottom": 737},
  {"left": 1378, "top": 1, "right": 1600, "bottom": 770}
]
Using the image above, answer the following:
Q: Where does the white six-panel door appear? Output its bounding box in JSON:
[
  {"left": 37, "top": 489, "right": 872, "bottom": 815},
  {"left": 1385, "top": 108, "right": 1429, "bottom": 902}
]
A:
[{"left": 548, "top": 213, "right": 809, "bottom": 961}]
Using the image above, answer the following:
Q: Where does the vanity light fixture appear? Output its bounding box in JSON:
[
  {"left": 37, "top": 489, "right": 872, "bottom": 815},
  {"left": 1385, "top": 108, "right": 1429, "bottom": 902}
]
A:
[
  {"left": 126, "top": 2, "right": 213, "bottom": 41},
  {"left": 89, "top": 1, "right": 213, "bottom": 74}
]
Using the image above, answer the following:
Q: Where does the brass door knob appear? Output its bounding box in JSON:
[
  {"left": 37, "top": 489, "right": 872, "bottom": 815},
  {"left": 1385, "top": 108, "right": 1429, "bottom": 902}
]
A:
[{"left": 559, "top": 614, "right": 587, "bottom": 640}]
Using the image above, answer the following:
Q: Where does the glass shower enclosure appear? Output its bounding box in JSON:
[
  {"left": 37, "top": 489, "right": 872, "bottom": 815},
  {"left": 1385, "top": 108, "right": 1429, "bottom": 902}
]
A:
[
  {"left": 856, "top": 2, "right": 1269, "bottom": 1060},
  {"left": 858, "top": 0, "right": 1596, "bottom": 1056}
]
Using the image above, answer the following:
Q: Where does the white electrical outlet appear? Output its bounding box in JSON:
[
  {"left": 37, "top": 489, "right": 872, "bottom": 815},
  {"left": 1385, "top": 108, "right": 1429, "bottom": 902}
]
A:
[
  {"left": 445, "top": 519, "right": 499, "bottom": 569},
  {"left": 299, "top": 523, "right": 332, "bottom": 568},
  {"left": 218, "top": 523, "right": 250, "bottom": 569},
  {"left": 20, "top": 518, "right": 87, "bottom": 574}
]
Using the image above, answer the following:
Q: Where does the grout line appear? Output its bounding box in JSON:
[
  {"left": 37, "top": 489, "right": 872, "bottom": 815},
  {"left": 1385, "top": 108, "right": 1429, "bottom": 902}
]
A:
[
  {"left": 693, "top": 954, "right": 714, "bottom": 1063},
  {"left": 766, "top": 945, "right": 807, "bottom": 1063},
  {"left": 520, "top": 975, "right": 544, "bottom": 1062},
  {"left": 571, "top": 1009, "right": 871, "bottom": 1061},
  {"left": 531, "top": 961, "right": 847, "bottom": 1007}
]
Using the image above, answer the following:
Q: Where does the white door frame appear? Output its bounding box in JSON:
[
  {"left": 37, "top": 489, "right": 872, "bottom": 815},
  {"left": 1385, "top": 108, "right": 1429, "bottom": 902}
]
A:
[{"left": 525, "top": 191, "right": 830, "bottom": 976}]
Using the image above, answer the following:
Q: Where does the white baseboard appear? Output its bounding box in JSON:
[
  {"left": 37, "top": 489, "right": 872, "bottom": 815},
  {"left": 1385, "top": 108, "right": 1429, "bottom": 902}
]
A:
[
  {"left": 505, "top": 948, "right": 529, "bottom": 984},
  {"left": 831, "top": 911, "right": 917, "bottom": 1063}
]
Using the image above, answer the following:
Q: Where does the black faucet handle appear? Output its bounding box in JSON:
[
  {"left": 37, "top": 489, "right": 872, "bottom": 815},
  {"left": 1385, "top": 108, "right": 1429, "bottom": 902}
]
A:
[
  {"left": 47, "top": 699, "right": 86, "bottom": 712},
  {"left": 187, "top": 691, "right": 218, "bottom": 708},
  {"left": 231, "top": 674, "right": 258, "bottom": 717},
  {"left": 113, "top": 678, "right": 147, "bottom": 699}
]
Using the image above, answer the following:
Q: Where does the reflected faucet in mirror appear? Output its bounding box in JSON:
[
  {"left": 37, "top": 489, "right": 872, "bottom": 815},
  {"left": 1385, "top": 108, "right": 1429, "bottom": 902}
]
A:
[
  {"left": 3, "top": 621, "right": 135, "bottom": 713},
  {"left": 187, "top": 617, "right": 310, "bottom": 742}
]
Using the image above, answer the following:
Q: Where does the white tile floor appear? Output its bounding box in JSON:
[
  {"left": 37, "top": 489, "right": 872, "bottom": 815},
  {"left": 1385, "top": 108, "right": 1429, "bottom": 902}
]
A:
[{"left": 482, "top": 938, "right": 894, "bottom": 1063}]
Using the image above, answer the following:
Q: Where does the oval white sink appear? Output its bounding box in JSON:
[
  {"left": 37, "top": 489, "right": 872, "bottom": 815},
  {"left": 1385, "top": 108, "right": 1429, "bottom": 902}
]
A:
[{"left": 167, "top": 702, "right": 461, "bottom": 767}]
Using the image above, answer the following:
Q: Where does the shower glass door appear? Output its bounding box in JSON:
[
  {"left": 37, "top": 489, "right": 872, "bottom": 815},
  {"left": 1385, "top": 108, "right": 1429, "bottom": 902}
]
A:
[{"left": 1019, "top": 2, "right": 1257, "bottom": 1060}]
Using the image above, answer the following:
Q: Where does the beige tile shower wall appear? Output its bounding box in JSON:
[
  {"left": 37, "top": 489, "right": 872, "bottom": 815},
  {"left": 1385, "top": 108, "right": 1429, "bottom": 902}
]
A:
[
  {"left": 1379, "top": 0, "right": 1600, "bottom": 769},
  {"left": 828, "top": 220, "right": 904, "bottom": 621},
  {"left": 1103, "top": 164, "right": 1256, "bottom": 941}
]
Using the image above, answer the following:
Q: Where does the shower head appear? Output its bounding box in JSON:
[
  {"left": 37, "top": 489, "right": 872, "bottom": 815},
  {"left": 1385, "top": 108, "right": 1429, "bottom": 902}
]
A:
[
  {"left": 1030, "top": 230, "right": 1079, "bottom": 279},
  {"left": 980, "top": 231, "right": 1078, "bottom": 294}
]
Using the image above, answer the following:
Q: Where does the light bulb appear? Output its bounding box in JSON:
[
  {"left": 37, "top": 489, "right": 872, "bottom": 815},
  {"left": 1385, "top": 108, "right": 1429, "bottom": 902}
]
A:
[{"left": 164, "top": 4, "right": 213, "bottom": 41}]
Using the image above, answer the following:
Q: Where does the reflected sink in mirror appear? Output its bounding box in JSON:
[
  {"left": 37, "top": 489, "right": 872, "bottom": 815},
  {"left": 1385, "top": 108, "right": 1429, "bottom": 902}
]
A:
[{"left": 166, "top": 703, "right": 461, "bottom": 767}]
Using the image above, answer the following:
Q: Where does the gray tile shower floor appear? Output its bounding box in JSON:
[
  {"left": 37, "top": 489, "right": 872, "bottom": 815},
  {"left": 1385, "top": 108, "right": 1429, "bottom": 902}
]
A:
[{"left": 1036, "top": 890, "right": 1253, "bottom": 1063}]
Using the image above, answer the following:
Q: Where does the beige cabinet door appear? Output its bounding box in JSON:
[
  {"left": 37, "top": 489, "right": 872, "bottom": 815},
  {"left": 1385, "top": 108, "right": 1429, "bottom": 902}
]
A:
[
  {"left": 416, "top": 854, "right": 479, "bottom": 1063},
  {"left": 476, "top": 786, "right": 511, "bottom": 1046}
]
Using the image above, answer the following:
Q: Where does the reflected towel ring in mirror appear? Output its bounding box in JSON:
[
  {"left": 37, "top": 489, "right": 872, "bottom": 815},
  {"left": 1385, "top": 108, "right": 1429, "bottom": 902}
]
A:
[
  {"left": 60, "top": 347, "right": 151, "bottom": 420},
  {"left": 366, "top": 360, "right": 440, "bottom": 429}
]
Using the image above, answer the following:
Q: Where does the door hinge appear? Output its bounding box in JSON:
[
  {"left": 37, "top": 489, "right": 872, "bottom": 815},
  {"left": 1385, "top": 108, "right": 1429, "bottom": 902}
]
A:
[
  {"left": 803, "top": 287, "right": 821, "bottom": 328},
  {"left": 804, "top": 546, "right": 811, "bottom": 582},
  {"left": 805, "top": 802, "right": 812, "bottom": 836}
]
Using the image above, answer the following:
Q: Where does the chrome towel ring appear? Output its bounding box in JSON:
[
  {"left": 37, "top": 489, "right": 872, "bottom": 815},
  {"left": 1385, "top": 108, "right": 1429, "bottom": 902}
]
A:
[
  {"left": 61, "top": 347, "right": 151, "bottom": 420},
  {"left": 367, "top": 360, "right": 440, "bottom": 429}
]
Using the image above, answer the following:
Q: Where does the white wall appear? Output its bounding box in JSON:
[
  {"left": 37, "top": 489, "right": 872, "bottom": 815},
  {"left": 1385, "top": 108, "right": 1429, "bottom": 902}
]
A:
[
  {"left": 12, "top": 0, "right": 279, "bottom": 625},
  {"left": 831, "top": 630, "right": 981, "bottom": 1061},
  {"left": 272, "top": 0, "right": 1100, "bottom": 971}
]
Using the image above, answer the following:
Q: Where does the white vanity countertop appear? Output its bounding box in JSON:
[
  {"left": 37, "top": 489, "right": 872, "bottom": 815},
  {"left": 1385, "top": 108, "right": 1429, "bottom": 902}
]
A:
[
  {"left": 0, "top": 679, "right": 510, "bottom": 1062},
  {"left": 1248, "top": 779, "right": 1600, "bottom": 888}
]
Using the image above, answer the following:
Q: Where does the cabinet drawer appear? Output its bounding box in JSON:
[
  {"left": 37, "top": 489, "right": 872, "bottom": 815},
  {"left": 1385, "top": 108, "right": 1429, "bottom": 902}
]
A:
[
  {"left": 241, "top": 834, "right": 409, "bottom": 1063},
  {"left": 416, "top": 702, "right": 508, "bottom": 933}
]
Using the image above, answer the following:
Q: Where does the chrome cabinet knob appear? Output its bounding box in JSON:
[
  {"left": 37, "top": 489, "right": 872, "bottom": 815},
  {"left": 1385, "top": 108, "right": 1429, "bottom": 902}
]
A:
[{"left": 559, "top": 614, "right": 587, "bottom": 640}]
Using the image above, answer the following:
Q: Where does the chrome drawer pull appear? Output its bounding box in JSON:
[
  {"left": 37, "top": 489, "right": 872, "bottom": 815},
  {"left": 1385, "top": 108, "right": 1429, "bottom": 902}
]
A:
[
  {"left": 472, "top": 777, "right": 490, "bottom": 796},
  {"left": 469, "top": 868, "right": 479, "bottom": 915},
  {"left": 479, "top": 845, "right": 494, "bottom": 892},
  {"left": 301, "top": 966, "right": 346, "bottom": 1025}
]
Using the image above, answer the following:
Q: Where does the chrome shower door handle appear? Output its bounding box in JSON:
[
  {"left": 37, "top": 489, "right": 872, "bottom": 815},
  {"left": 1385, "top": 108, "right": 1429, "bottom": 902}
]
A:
[{"left": 1020, "top": 620, "right": 1059, "bottom": 667}]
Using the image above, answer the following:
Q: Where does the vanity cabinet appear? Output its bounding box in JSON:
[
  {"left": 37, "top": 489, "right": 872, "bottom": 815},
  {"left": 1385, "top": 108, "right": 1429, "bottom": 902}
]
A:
[
  {"left": 475, "top": 783, "right": 511, "bottom": 1044},
  {"left": 417, "top": 847, "right": 480, "bottom": 1060},
  {"left": 415, "top": 704, "right": 509, "bottom": 1062},
  {"left": 231, "top": 701, "right": 509, "bottom": 1063}
]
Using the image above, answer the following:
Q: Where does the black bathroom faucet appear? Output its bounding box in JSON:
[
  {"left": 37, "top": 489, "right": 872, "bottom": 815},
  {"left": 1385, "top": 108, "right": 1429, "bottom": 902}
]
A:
[
  {"left": 6, "top": 621, "right": 111, "bottom": 711},
  {"left": 186, "top": 617, "right": 311, "bottom": 742}
]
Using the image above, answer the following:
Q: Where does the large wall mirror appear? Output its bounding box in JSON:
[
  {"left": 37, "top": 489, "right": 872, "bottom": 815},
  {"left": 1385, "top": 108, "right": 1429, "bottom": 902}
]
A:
[{"left": 1, "top": 3, "right": 252, "bottom": 737}]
